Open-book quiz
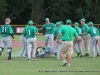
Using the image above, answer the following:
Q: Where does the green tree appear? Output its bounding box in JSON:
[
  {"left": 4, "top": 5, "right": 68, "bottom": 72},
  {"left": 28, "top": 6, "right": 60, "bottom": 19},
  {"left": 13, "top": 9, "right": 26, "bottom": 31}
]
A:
[
  {"left": 0, "top": 0, "right": 7, "bottom": 24},
  {"left": 44, "top": 0, "right": 100, "bottom": 23},
  {"left": 27, "top": 0, "right": 44, "bottom": 24},
  {"left": 6, "top": 0, "right": 31, "bottom": 24},
  {"left": 3, "top": 0, "right": 100, "bottom": 24}
]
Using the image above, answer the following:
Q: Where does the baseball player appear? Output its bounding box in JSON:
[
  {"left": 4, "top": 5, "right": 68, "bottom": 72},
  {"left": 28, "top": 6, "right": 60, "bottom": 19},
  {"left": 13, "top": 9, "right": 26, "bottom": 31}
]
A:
[
  {"left": 80, "top": 18, "right": 91, "bottom": 56},
  {"left": 0, "top": 18, "right": 15, "bottom": 60},
  {"left": 39, "top": 18, "right": 55, "bottom": 48},
  {"left": 57, "top": 19, "right": 78, "bottom": 66},
  {"left": 37, "top": 45, "right": 56, "bottom": 58},
  {"left": 53, "top": 22, "right": 63, "bottom": 59},
  {"left": 83, "top": 22, "right": 100, "bottom": 58},
  {"left": 20, "top": 25, "right": 29, "bottom": 57},
  {"left": 23, "top": 20, "right": 37, "bottom": 61},
  {"left": 73, "top": 22, "right": 83, "bottom": 57},
  {"left": 33, "top": 23, "right": 38, "bottom": 40}
]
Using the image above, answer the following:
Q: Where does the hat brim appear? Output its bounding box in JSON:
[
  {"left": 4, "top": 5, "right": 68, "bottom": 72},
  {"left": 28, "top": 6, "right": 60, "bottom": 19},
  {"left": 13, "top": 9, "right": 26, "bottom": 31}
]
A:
[{"left": 79, "top": 20, "right": 85, "bottom": 22}]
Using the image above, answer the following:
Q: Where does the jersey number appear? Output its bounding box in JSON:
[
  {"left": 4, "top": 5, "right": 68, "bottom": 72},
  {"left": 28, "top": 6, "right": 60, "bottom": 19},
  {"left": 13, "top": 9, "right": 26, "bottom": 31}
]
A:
[
  {"left": 93, "top": 29, "right": 96, "bottom": 33},
  {"left": 2, "top": 27, "right": 6, "bottom": 32},
  {"left": 28, "top": 30, "right": 31, "bottom": 35},
  {"left": 78, "top": 29, "right": 81, "bottom": 34}
]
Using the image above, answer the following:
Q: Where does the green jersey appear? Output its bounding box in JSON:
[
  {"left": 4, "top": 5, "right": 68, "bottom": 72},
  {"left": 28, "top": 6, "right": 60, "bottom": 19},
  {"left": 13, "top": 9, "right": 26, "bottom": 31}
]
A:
[
  {"left": 42, "top": 23, "right": 55, "bottom": 34},
  {"left": 22, "top": 25, "right": 29, "bottom": 35},
  {"left": 74, "top": 26, "right": 82, "bottom": 36},
  {"left": 23, "top": 26, "right": 36, "bottom": 39},
  {"left": 0, "top": 24, "right": 14, "bottom": 38},
  {"left": 54, "top": 25, "right": 64, "bottom": 39},
  {"left": 59, "top": 25, "right": 78, "bottom": 41},
  {"left": 82, "top": 23, "right": 89, "bottom": 33},
  {"left": 33, "top": 26, "right": 38, "bottom": 32},
  {"left": 41, "top": 47, "right": 46, "bottom": 52},
  {"left": 86, "top": 26, "right": 99, "bottom": 37}
]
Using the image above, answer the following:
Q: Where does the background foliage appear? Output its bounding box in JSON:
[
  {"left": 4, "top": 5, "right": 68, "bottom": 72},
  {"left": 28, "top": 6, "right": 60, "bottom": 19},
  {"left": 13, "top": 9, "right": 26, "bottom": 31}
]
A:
[{"left": 0, "top": 0, "right": 100, "bottom": 24}]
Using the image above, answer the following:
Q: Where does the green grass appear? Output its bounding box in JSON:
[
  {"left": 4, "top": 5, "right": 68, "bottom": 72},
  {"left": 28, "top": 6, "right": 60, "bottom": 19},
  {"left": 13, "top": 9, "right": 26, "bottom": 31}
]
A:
[{"left": 0, "top": 35, "right": 100, "bottom": 75}]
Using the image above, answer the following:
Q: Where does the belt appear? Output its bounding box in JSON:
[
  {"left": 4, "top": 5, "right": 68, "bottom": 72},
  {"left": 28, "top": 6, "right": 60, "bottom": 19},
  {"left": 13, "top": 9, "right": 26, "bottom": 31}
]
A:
[{"left": 62, "top": 40, "right": 66, "bottom": 41}]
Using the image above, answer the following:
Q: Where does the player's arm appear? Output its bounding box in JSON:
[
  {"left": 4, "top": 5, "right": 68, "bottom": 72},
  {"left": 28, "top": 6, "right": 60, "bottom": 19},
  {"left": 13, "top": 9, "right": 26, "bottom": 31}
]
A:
[
  {"left": 57, "top": 28, "right": 63, "bottom": 43},
  {"left": 37, "top": 46, "right": 43, "bottom": 49},
  {"left": 53, "top": 30, "right": 57, "bottom": 40},
  {"left": 36, "top": 33, "right": 43, "bottom": 35},
  {"left": 35, "top": 28, "right": 41, "bottom": 37},
  {"left": 73, "top": 29, "right": 78, "bottom": 42},
  {"left": 82, "top": 30, "right": 89, "bottom": 36},
  {"left": 9, "top": 26, "right": 15, "bottom": 42},
  {"left": 57, "top": 33, "right": 61, "bottom": 40},
  {"left": 39, "top": 24, "right": 45, "bottom": 30},
  {"left": 57, "top": 33, "right": 62, "bottom": 43},
  {"left": 10, "top": 34, "right": 14, "bottom": 39},
  {"left": 54, "top": 35, "right": 57, "bottom": 40},
  {"left": 35, "top": 33, "right": 43, "bottom": 38},
  {"left": 10, "top": 34, "right": 15, "bottom": 42}
]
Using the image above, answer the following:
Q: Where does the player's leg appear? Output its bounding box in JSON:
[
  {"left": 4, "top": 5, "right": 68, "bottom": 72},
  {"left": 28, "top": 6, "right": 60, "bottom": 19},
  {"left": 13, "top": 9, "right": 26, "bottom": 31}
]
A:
[
  {"left": 20, "top": 35, "right": 26, "bottom": 57},
  {"left": 23, "top": 37, "right": 27, "bottom": 57},
  {"left": 27, "top": 39, "right": 31, "bottom": 61},
  {"left": 91, "top": 37, "right": 96, "bottom": 58},
  {"left": 31, "top": 38, "right": 36, "bottom": 60},
  {"left": 95, "top": 36, "right": 100, "bottom": 56},
  {"left": 56, "top": 40, "right": 61, "bottom": 59},
  {"left": 77, "top": 36, "right": 83, "bottom": 57},
  {"left": 84, "top": 34, "right": 90, "bottom": 56},
  {"left": 7, "top": 47, "right": 12, "bottom": 60},
  {"left": 45, "top": 34, "right": 49, "bottom": 47},
  {"left": 0, "top": 38, "right": 5, "bottom": 56},
  {"left": 46, "top": 45, "right": 56, "bottom": 55},
  {"left": 67, "top": 41, "right": 73, "bottom": 66},
  {"left": 6, "top": 37, "right": 12, "bottom": 60},
  {"left": 60, "top": 41, "right": 67, "bottom": 66},
  {"left": 49, "top": 34, "right": 54, "bottom": 48},
  {"left": 38, "top": 52, "right": 46, "bottom": 57},
  {"left": 42, "top": 52, "right": 51, "bottom": 58},
  {"left": 73, "top": 38, "right": 80, "bottom": 56}
]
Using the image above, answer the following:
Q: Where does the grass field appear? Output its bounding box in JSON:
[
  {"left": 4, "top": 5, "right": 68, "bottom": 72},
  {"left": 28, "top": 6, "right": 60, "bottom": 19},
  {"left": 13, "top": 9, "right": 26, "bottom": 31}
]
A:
[{"left": 0, "top": 35, "right": 100, "bottom": 75}]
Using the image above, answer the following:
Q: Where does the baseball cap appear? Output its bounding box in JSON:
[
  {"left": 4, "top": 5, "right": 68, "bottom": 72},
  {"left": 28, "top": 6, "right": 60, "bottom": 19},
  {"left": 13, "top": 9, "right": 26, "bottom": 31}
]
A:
[
  {"left": 42, "top": 47, "right": 46, "bottom": 50},
  {"left": 28, "top": 21, "right": 33, "bottom": 25},
  {"left": 79, "top": 18, "right": 86, "bottom": 22},
  {"left": 45, "top": 18, "right": 49, "bottom": 21},
  {"left": 56, "top": 22, "right": 60, "bottom": 26},
  {"left": 66, "top": 19, "right": 71, "bottom": 24},
  {"left": 88, "top": 21, "right": 93, "bottom": 26},
  {"left": 33, "top": 23, "right": 37, "bottom": 26},
  {"left": 74, "top": 22, "right": 79, "bottom": 26},
  {"left": 59, "top": 21, "right": 63, "bottom": 24}
]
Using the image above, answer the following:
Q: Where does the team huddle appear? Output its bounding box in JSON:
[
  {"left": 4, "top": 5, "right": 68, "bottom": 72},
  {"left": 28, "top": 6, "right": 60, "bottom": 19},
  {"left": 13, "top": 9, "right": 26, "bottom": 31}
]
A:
[{"left": 0, "top": 17, "right": 100, "bottom": 67}]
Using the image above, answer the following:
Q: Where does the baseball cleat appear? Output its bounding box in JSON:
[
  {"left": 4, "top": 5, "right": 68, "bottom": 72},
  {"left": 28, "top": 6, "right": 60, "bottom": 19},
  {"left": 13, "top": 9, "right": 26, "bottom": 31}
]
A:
[
  {"left": 97, "top": 54, "right": 100, "bottom": 57},
  {"left": 62, "top": 61, "right": 67, "bottom": 66},
  {"left": 80, "top": 55, "right": 84, "bottom": 57},
  {"left": 27, "top": 59, "right": 31, "bottom": 62},
  {"left": 31, "top": 58, "right": 36, "bottom": 61},
  {"left": 84, "top": 53, "right": 89, "bottom": 56},
  {"left": 77, "top": 53, "right": 80, "bottom": 57}
]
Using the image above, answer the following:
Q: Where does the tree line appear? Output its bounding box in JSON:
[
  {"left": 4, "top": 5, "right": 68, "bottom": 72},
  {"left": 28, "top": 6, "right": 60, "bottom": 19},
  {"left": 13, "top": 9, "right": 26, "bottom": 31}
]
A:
[{"left": 0, "top": 0, "right": 100, "bottom": 24}]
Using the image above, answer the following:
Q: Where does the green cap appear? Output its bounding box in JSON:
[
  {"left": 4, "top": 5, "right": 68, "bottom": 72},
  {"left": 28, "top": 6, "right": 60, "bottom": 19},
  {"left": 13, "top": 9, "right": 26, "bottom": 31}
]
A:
[
  {"left": 45, "top": 18, "right": 49, "bottom": 21},
  {"left": 28, "top": 21, "right": 33, "bottom": 25},
  {"left": 42, "top": 47, "right": 46, "bottom": 50},
  {"left": 59, "top": 21, "right": 63, "bottom": 24},
  {"left": 79, "top": 18, "right": 86, "bottom": 22},
  {"left": 66, "top": 19, "right": 71, "bottom": 24},
  {"left": 56, "top": 22, "right": 60, "bottom": 26},
  {"left": 88, "top": 21, "right": 93, "bottom": 26},
  {"left": 74, "top": 22, "right": 79, "bottom": 26}
]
